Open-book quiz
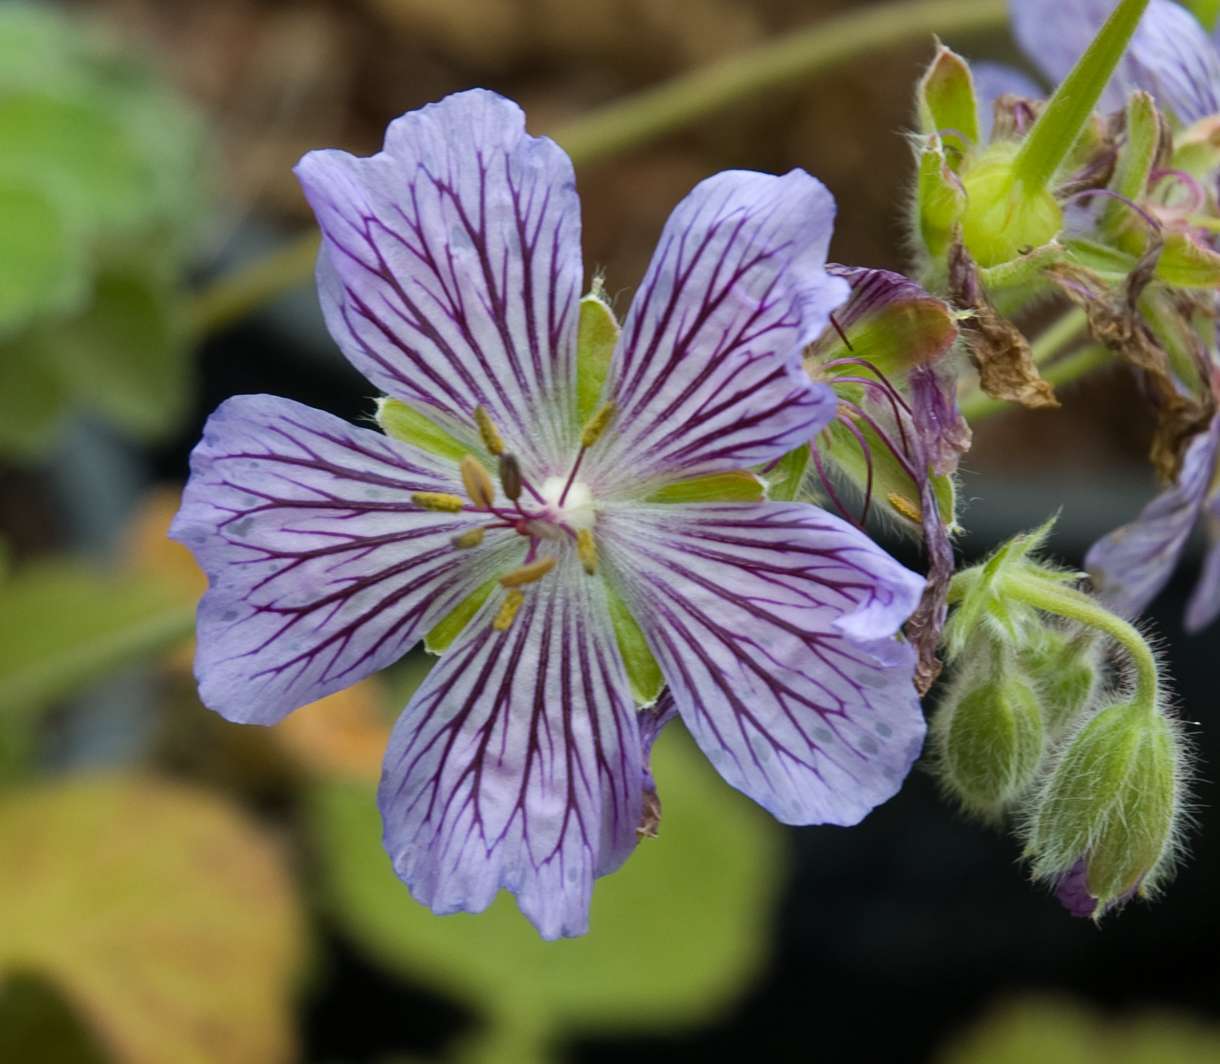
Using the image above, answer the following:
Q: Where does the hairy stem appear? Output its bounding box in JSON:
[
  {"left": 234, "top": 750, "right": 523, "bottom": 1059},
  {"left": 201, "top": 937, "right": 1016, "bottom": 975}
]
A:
[{"left": 189, "top": 0, "right": 1007, "bottom": 336}]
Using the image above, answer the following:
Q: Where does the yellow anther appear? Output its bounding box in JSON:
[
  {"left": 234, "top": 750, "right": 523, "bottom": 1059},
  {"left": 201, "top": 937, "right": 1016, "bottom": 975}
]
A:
[
  {"left": 580, "top": 401, "right": 617, "bottom": 449},
  {"left": 493, "top": 590, "right": 525, "bottom": 631},
  {"left": 411, "top": 492, "right": 466, "bottom": 512},
  {"left": 474, "top": 405, "right": 505, "bottom": 456},
  {"left": 577, "top": 528, "right": 598, "bottom": 575},
  {"left": 887, "top": 492, "right": 923, "bottom": 524},
  {"left": 460, "top": 454, "right": 496, "bottom": 508},
  {"left": 451, "top": 527, "right": 486, "bottom": 549},
  {"left": 500, "top": 556, "right": 557, "bottom": 588}
]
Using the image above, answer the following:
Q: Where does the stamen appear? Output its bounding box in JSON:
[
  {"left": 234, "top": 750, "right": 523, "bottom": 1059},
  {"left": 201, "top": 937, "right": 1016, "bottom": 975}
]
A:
[
  {"left": 451, "top": 527, "right": 486, "bottom": 549},
  {"left": 493, "top": 590, "right": 525, "bottom": 631},
  {"left": 411, "top": 492, "right": 466, "bottom": 512},
  {"left": 500, "top": 556, "right": 557, "bottom": 587},
  {"left": 888, "top": 491, "right": 923, "bottom": 523},
  {"left": 577, "top": 528, "right": 598, "bottom": 575},
  {"left": 460, "top": 455, "right": 496, "bottom": 508},
  {"left": 499, "top": 453, "right": 523, "bottom": 501},
  {"left": 580, "top": 402, "right": 617, "bottom": 448},
  {"left": 474, "top": 405, "right": 504, "bottom": 456}
]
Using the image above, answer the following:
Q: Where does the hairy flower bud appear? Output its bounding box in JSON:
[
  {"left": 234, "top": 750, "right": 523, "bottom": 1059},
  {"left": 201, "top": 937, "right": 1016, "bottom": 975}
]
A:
[
  {"left": 1025, "top": 701, "right": 1185, "bottom": 919},
  {"left": 1020, "top": 627, "right": 1102, "bottom": 736},
  {"left": 934, "top": 671, "right": 1045, "bottom": 817}
]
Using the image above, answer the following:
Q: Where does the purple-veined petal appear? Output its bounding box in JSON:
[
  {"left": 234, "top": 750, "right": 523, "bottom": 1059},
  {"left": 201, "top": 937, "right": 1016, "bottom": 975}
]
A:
[
  {"left": 591, "top": 170, "right": 848, "bottom": 490},
  {"left": 379, "top": 552, "right": 642, "bottom": 939},
  {"left": 1012, "top": 0, "right": 1220, "bottom": 125},
  {"left": 170, "top": 394, "right": 519, "bottom": 724},
  {"left": 296, "top": 89, "right": 583, "bottom": 472},
  {"left": 600, "top": 503, "right": 926, "bottom": 826},
  {"left": 1086, "top": 414, "right": 1219, "bottom": 619},
  {"left": 1185, "top": 500, "right": 1220, "bottom": 631},
  {"left": 971, "top": 61, "right": 1047, "bottom": 140}
]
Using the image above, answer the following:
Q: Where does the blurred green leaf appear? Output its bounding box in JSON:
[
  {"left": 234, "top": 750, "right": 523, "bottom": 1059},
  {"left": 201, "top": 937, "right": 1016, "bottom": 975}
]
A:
[
  {"left": 0, "top": 340, "right": 70, "bottom": 456},
  {"left": 0, "top": 561, "right": 195, "bottom": 716},
  {"left": 0, "top": 175, "right": 87, "bottom": 336},
  {"left": 0, "top": 774, "right": 305, "bottom": 1064},
  {"left": 0, "top": 971, "right": 112, "bottom": 1064},
  {"left": 309, "top": 726, "right": 784, "bottom": 1039},
  {"left": 50, "top": 266, "right": 191, "bottom": 439},
  {"left": 937, "top": 997, "right": 1220, "bottom": 1064}
]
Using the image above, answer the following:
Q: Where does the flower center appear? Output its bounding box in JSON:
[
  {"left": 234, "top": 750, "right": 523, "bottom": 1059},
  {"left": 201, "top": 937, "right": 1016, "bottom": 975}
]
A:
[{"left": 541, "top": 475, "right": 595, "bottom": 532}]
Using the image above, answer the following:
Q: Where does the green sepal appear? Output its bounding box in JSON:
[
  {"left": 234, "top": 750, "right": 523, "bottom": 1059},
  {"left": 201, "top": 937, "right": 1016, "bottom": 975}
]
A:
[
  {"left": 606, "top": 586, "right": 664, "bottom": 707},
  {"left": 916, "top": 43, "right": 980, "bottom": 164},
  {"left": 1012, "top": 0, "right": 1153, "bottom": 192},
  {"left": 816, "top": 420, "right": 922, "bottom": 533},
  {"left": 1154, "top": 232, "right": 1220, "bottom": 288},
  {"left": 376, "top": 397, "right": 471, "bottom": 462},
  {"left": 935, "top": 670, "right": 1045, "bottom": 816},
  {"left": 1171, "top": 115, "right": 1220, "bottom": 179},
  {"left": 1103, "top": 93, "right": 1164, "bottom": 248},
  {"left": 763, "top": 445, "right": 810, "bottom": 502},
  {"left": 644, "top": 471, "right": 764, "bottom": 504},
  {"left": 915, "top": 135, "right": 966, "bottom": 261},
  {"left": 424, "top": 579, "right": 498, "bottom": 654},
  {"left": 576, "top": 289, "right": 619, "bottom": 425}
]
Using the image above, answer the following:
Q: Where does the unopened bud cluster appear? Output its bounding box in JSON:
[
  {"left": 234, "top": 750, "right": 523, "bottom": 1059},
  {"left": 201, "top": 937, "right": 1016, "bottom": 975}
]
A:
[{"left": 932, "top": 523, "right": 1190, "bottom": 921}]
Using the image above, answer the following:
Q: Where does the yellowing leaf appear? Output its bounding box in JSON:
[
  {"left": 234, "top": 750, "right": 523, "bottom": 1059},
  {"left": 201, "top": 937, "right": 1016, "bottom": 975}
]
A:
[{"left": 0, "top": 774, "right": 305, "bottom": 1064}]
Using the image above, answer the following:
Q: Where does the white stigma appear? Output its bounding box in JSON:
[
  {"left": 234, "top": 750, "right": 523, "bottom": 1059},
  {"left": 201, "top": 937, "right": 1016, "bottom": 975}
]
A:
[{"left": 541, "top": 476, "right": 596, "bottom": 532}]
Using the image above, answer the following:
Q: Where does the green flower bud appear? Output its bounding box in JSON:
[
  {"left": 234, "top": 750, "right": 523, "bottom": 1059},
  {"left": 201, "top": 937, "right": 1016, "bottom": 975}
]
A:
[
  {"left": 916, "top": 44, "right": 980, "bottom": 165},
  {"left": 914, "top": 135, "right": 966, "bottom": 263},
  {"left": 1026, "top": 701, "right": 1184, "bottom": 918},
  {"left": 934, "top": 671, "right": 1045, "bottom": 817},
  {"left": 959, "top": 145, "right": 1063, "bottom": 268},
  {"left": 1019, "top": 627, "right": 1102, "bottom": 736}
]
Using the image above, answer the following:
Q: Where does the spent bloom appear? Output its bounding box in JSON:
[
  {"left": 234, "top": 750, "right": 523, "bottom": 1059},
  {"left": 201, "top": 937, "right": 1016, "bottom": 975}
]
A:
[{"left": 171, "top": 90, "right": 927, "bottom": 938}]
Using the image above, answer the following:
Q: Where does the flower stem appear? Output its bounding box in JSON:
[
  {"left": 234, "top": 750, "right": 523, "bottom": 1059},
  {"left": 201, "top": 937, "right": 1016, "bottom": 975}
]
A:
[
  {"left": 188, "top": 0, "right": 1007, "bottom": 337},
  {"left": 1001, "top": 576, "right": 1159, "bottom": 715},
  {"left": 1032, "top": 306, "right": 1089, "bottom": 365}
]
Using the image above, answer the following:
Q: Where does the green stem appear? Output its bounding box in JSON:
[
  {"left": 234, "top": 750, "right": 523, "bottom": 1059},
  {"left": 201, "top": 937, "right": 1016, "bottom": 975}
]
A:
[
  {"left": 1032, "top": 306, "right": 1088, "bottom": 365},
  {"left": 1012, "top": 0, "right": 1151, "bottom": 191},
  {"left": 960, "top": 343, "right": 1113, "bottom": 421},
  {"left": 1000, "top": 576, "right": 1159, "bottom": 714},
  {"left": 189, "top": 0, "right": 1007, "bottom": 336}
]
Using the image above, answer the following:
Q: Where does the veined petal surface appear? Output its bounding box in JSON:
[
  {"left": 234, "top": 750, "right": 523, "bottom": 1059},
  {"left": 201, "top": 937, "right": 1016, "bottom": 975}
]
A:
[
  {"left": 592, "top": 170, "right": 847, "bottom": 491},
  {"left": 1086, "top": 415, "right": 1219, "bottom": 619},
  {"left": 171, "top": 395, "right": 515, "bottom": 724},
  {"left": 1012, "top": 0, "right": 1220, "bottom": 124},
  {"left": 379, "top": 552, "right": 642, "bottom": 939},
  {"left": 600, "top": 503, "right": 926, "bottom": 826},
  {"left": 296, "top": 89, "right": 583, "bottom": 472},
  {"left": 1185, "top": 492, "right": 1220, "bottom": 632}
]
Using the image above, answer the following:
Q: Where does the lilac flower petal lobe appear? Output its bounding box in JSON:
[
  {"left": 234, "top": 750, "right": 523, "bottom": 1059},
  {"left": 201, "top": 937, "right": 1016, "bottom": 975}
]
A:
[
  {"left": 379, "top": 553, "right": 642, "bottom": 939},
  {"left": 1086, "top": 416, "right": 1219, "bottom": 619},
  {"left": 296, "top": 89, "right": 583, "bottom": 470},
  {"left": 593, "top": 170, "right": 848, "bottom": 488},
  {"left": 601, "top": 503, "right": 926, "bottom": 826},
  {"left": 1012, "top": 0, "right": 1220, "bottom": 124},
  {"left": 1185, "top": 513, "right": 1220, "bottom": 632},
  {"left": 170, "top": 394, "right": 516, "bottom": 724}
]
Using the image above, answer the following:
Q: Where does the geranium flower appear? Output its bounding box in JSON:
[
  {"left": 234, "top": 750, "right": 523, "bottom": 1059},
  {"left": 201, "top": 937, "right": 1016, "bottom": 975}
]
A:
[
  {"left": 983, "top": 0, "right": 1220, "bottom": 126},
  {"left": 1087, "top": 411, "right": 1220, "bottom": 631},
  {"left": 171, "top": 90, "right": 927, "bottom": 938}
]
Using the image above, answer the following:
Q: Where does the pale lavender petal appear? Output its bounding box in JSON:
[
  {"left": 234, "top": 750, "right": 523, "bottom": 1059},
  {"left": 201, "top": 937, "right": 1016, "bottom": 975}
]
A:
[
  {"left": 295, "top": 89, "right": 583, "bottom": 471},
  {"left": 592, "top": 170, "right": 847, "bottom": 489},
  {"left": 600, "top": 503, "right": 926, "bottom": 826},
  {"left": 1012, "top": 0, "right": 1220, "bottom": 124},
  {"left": 1086, "top": 415, "right": 1219, "bottom": 618},
  {"left": 1185, "top": 511, "right": 1220, "bottom": 632},
  {"left": 379, "top": 552, "right": 642, "bottom": 939},
  {"left": 170, "top": 395, "right": 518, "bottom": 724},
  {"left": 1055, "top": 858, "right": 1098, "bottom": 917}
]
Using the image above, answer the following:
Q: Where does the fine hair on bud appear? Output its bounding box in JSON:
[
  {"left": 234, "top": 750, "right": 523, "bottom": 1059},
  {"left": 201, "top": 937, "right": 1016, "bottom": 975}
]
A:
[
  {"left": 1018, "top": 693, "right": 1194, "bottom": 919},
  {"left": 930, "top": 643, "right": 1047, "bottom": 820},
  {"left": 1019, "top": 622, "right": 1103, "bottom": 738}
]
